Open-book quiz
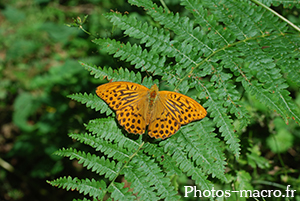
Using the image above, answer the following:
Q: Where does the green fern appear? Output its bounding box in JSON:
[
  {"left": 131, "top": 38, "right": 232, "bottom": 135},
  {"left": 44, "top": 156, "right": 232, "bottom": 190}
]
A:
[{"left": 48, "top": 0, "right": 300, "bottom": 200}]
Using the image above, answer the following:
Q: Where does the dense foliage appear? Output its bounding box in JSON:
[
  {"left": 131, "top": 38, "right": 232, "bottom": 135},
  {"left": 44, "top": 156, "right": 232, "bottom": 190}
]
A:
[{"left": 1, "top": 0, "right": 300, "bottom": 200}]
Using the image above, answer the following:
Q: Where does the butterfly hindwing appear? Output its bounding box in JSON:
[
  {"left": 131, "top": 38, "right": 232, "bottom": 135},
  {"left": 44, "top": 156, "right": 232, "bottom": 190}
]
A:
[
  {"left": 116, "top": 104, "right": 147, "bottom": 134},
  {"left": 148, "top": 106, "right": 181, "bottom": 139}
]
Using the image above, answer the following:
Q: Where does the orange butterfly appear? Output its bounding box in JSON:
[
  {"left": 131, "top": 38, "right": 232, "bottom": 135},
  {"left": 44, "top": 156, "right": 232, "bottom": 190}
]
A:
[{"left": 96, "top": 81, "right": 207, "bottom": 139}]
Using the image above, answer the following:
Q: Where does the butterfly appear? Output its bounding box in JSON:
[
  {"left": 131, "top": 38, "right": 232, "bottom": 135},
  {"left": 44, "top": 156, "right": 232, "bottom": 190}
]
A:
[{"left": 96, "top": 81, "right": 207, "bottom": 139}]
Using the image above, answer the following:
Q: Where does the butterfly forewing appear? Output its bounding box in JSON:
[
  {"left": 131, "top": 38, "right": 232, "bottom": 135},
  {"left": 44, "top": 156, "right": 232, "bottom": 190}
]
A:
[
  {"left": 159, "top": 91, "right": 207, "bottom": 124},
  {"left": 96, "top": 81, "right": 149, "bottom": 111},
  {"left": 96, "top": 81, "right": 149, "bottom": 135}
]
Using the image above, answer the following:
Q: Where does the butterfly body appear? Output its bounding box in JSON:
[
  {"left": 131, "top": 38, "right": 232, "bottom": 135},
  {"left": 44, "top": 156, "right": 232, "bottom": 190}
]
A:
[
  {"left": 148, "top": 84, "right": 159, "bottom": 121},
  {"left": 96, "top": 81, "right": 206, "bottom": 139}
]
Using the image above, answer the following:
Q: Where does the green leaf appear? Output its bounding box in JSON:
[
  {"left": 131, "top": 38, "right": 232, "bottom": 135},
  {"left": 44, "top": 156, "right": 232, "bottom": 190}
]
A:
[
  {"left": 234, "top": 171, "right": 254, "bottom": 200},
  {"left": 48, "top": 176, "right": 106, "bottom": 200},
  {"left": 13, "top": 92, "right": 40, "bottom": 132},
  {"left": 177, "top": 119, "right": 227, "bottom": 182},
  {"left": 267, "top": 129, "right": 294, "bottom": 154},
  {"left": 55, "top": 148, "right": 122, "bottom": 180},
  {"left": 246, "top": 145, "right": 270, "bottom": 169},
  {"left": 68, "top": 93, "right": 112, "bottom": 115},
  {"left": 107, "top": 182, "right": 136, "bottom": 201}
]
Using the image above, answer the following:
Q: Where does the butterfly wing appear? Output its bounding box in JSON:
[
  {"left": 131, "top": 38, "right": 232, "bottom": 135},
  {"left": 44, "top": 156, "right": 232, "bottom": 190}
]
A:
[
  {"left": 148, "top": 91, "right": 207, "bottom": 139},
  {"left": 96, "top": 81, "right": 150, "bottom": 134}
]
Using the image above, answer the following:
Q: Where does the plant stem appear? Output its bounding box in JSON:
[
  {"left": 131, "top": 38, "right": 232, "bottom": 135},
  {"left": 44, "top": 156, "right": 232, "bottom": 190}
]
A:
[
  {"left": 160, "top": 0, "right": 170, "bottom": 13},
  {"left": 251, "top": 0, "right": 300, "bottom": 32}
]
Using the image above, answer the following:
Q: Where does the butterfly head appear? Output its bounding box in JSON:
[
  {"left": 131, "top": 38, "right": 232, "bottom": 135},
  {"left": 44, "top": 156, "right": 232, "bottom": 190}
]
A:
[
  {"left": 150, "top": 84, "right": 158, "bottom": 90},
  {"left": 149, "top": 84, "right": 159, "bottom": 99}
]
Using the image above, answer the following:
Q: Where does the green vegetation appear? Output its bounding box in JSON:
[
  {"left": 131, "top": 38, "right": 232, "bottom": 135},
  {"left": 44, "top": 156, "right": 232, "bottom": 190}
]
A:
[{"left": 1, "top": 0, "right": 300, "bottom": 200}]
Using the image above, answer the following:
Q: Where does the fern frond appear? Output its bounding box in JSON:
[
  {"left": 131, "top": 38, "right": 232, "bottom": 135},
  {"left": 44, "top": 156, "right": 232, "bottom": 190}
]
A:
[
  {"left": 160, "top": 139, "right": 214, "bottom": 191},
  {"left": 242, "top": 80, "right": 297, "bottom": 124},
  {"left": 130, "top": 0, "right": 213, "bottom": 56},
  {"left": 104, "top": 12, "right": 171, "bottom": 54},
  {"left": 235, "top": 170, "right": 254, "bottom": 194},
  {"left": 197, "top": 82, "right": 240, "bottom": 157},
  {"left": 127, "top": 155, "right": 180, "bottom": 200},
  {"left": 279, "top": 57, "right": 300, "bottom": 87},
  {"left": 181, "top": 0, "right": 231, "bottom": 48},
  {"left": 177, "top": 119, "right": 227, "bottom": 181},
  {"left": 143, "top": 142, "right": 182, "bottom": 176},
  {"left": 208, "top": 99, "right": 240, "bottom": 157},
  {"left": 93, "top": 38, "right": 165, "bottom": 74},
  {"left": 204, "top": 0, "right": 287, "bottom": 35},
  {"left": 80, "top": 61, "right": 142, "bottom": 83},
  {"left": 263, "top": 35, "right": 300, "bottom": 87},
  {"left": 68, "top": 93, "right": 112, "bottom": 115},
  {"left": 80, "top": 61, "right": 157, "bottom": 89},
  {"left": 108, "top": 182, "right": 136, "bottom": 200},
  {"left": 48, "top": 176, "right": 106, "bottom": 199},
  {"left": 203, "top": 61, "right": 251, "bottom": 129},
  {"left": 276, "top": 90, "right": 300, "bottom": 124},
  {"left": 55, "top": 148, "right": 121, "bottom": 180},
  {"left": 107, "top": 182, "right": 136, "bottom": 201},
  {"left": 66, "top": 133, "right": 168, "bottom": 199},
  {"left": 121, "top": 165, "right": 159, "bottom": 200},
  {"left": 69, "top": 131, "right": 180, "bottom": 200},
  {"left": 259, "top": 0, "right": 300, "bottom": 9},
  {"left": 104, "top": 11, "right": 198, "bottom": 71},
  {"left": 69, "top": 133, "right": 131, "bottom": 163},
  {"left": 86, "top": 118, "right": 140, "bottom": 150}
]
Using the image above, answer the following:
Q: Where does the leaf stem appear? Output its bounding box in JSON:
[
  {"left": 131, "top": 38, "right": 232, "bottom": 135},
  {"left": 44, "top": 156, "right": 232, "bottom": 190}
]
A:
[
  {"left": 251, "top": 0, "right": 300, "bottom": 32},
  {"left": 160, "top": 0, "right": 170, "bottom": 13}
]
